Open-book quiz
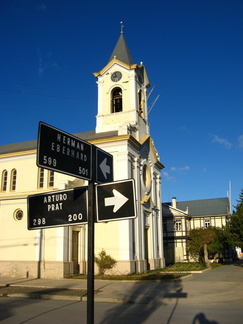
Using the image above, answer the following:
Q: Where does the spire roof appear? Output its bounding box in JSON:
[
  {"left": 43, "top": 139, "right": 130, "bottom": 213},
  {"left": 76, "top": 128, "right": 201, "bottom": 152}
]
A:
[{"left": 108, "top": 32, "right": 134, "bottom": 65}]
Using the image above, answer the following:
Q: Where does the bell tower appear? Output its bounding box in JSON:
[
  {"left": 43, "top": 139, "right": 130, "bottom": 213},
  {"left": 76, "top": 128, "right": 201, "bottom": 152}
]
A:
[{"left": 94, "top": 25, "right": 151, "bottom": 141}]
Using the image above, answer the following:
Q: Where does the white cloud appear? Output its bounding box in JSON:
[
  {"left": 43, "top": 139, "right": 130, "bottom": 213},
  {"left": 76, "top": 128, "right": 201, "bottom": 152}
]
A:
[
  {"left": 238, "top": 135, "right": 243, "bottom": 148},
  {"left": 171, "top": 166, "right": 190, "bottom": 173},
  {"left": 179, "top": 126, "right": 191, "bottom": 133},
  {"left": 37, "top": 55, "right": 46, "bottom": 75},
  {"left": 163, "top": 171, "right": 176, "bottom": 183},
  {"left": 211, "top": 135, "right": 232, "bottom": 149},
  {"left": 37, "top": 2, "right": 47, "bottom": 12},
  {"left": 37, "top": 49, "right": 58, "bottom": 76}
]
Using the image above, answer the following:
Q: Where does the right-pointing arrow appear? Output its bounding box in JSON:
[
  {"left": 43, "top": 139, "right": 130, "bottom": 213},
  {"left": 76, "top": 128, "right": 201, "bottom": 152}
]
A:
[{"left": 104, "top": 189, "right": 129, "bottom": 213}]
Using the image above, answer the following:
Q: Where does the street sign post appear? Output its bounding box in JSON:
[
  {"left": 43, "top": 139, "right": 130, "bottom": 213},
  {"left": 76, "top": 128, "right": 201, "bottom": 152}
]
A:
[
  {"left": 27, "top": 187, "right": 88, "bottom": 230},
  {"left": 34, "top": 121, "right": 126, "bottom": 324},
  {"left": 95, "top": 147, "right": 113, "bottom": 183},
  {"left": 96, "top": 179, "right": 137, "bottom": 222},
  {"left": 37, "top": 122, "right": 92, "bottom": 180}
]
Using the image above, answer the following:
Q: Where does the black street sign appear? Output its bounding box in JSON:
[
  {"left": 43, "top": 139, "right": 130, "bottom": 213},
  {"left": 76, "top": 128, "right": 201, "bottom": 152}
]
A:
[
  {"left": 95, "top": 147, "right": 113, "bottom": 183},
  {"left": 37, "top": 122, "right": 92, "bottom": 180},
  {"left": 27, "top": 187, "right": 88, "bottom": 229},
  {"left": 96, "top": 179, "right": 136, "bottom": 222}
]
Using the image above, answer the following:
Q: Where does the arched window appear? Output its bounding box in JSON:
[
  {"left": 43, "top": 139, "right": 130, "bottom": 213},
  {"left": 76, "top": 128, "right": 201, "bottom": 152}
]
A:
[
  {"left": 10, "top": 169, "right": 17, "bottom": 191},
  {"left": 138, "top": 89, "right": 145, "bottom": 117},
  {"left": 1, "top": 170, "right": 8, "bottom": 192},
  {"left": 111, "top": 87, "right": 122, "bottom": 113}
]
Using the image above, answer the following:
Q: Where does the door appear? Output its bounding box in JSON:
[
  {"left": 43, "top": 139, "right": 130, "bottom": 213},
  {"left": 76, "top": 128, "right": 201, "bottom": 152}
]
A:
[
  {"left": 144, "top": 228, "right": 150, "bottom": 270},
  {"left": 72, "top": 231, "right": 79, "bottom": 274}
]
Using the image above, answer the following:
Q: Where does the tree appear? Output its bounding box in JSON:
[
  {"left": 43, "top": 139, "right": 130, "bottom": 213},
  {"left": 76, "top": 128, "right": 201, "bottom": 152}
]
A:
[
  {"left": 200, "top": 227, "right": 217, "bottom": 266},
  {"left": 187, "top": 228, "right": 204, "bottom": 262},
  {"left": 226, "top": 188, "right": 243, "bottom": 249},
  {"left": 187, "top": 227, "right": 225, "bottom": 267},
  {"left": 94, "top": 249, "right": 117, "bottom": 275},
  {"left": 207, "top": 227, "right": 227, "bottom": 262}
]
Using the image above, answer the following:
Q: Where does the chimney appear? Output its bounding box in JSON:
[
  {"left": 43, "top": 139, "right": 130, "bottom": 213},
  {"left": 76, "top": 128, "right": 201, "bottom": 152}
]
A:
[{"left": 172, "top": 197, "right": 177, "bottom": 208}]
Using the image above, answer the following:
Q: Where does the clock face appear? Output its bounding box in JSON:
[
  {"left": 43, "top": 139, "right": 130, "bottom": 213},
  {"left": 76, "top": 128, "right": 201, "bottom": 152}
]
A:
[{"left": 111, "top": 71, "right": 122, "bottom": 82}]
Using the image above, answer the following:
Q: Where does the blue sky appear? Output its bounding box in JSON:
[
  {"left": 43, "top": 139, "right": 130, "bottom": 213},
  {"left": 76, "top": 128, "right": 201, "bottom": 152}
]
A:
[{"left": 1, "top": 0, "right": 242, "bottom": 208}]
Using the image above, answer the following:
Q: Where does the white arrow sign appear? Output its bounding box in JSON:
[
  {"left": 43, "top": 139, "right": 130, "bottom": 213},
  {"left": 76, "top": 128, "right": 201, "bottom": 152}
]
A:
[
  {"left": 96, "top": 179, "right": 136, "bottom": 222},
  {"left": 99, "top": 158, "right": 110, "bottom": 179},
  {"left": 104, "top": 189, "right": 129, "bottom": 213}
]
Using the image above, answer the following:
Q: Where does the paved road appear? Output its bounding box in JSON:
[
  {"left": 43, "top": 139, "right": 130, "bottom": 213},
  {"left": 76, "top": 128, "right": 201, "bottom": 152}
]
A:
[
  {"left": 0, "top": 261, "right": 243, "bottom": 323},
  {"left": 0, "top": 297, "right": 242, "bottom": 324}
]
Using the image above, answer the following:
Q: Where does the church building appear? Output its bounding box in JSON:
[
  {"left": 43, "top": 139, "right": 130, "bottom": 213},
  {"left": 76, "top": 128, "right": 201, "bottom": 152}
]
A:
[{"left": 0, "top": 30, "right": 165, "bottom": 278}]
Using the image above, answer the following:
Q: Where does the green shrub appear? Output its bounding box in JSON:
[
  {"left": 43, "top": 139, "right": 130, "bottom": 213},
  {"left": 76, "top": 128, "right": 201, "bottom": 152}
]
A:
[{"left": 95, "top": 249, "right": 117, "bottom": 275}]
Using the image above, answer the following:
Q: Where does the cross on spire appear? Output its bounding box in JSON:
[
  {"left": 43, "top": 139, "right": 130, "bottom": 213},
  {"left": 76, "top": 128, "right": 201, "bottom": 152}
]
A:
[
  {"left": 108, "top": 22, "right": 133, "bottom": 65},
  {"left": 120, "top": 21, "right": 124, "bottom": 34}
]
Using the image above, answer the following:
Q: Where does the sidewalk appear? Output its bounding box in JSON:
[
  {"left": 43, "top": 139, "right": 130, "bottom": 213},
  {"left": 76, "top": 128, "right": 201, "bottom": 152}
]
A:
[
  {"left": 0, "top": 277, "right": 85, "bottom": 301},
  {"left": 1, "top": 261, "right": 243, "bottom": 304},
  {"left": 0, "top": 275, "right": 187, "bottom": 303}
]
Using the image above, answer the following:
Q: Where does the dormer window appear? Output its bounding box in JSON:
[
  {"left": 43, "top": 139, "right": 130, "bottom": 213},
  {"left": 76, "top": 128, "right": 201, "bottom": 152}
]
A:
[{"left": 111, "top": 87, "right": 122, "bottom": 113}]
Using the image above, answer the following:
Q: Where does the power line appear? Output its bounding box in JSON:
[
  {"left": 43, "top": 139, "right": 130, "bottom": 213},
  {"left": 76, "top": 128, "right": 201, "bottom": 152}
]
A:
[{"left": 0, "top": 87, "right": 81, "bottom": 100}]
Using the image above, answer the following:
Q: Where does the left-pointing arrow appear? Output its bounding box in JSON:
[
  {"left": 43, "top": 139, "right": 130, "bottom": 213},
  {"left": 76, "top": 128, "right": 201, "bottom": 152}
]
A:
[
  {"left": 100, "top": 158, "right": 110, "bottom": 179},
  {"left": 104, "top": 189, "right": 128, "bottom": 213}
]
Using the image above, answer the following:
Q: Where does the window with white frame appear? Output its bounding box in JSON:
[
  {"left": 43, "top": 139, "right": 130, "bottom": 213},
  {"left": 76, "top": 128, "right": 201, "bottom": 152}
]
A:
[
  {"left": 175, "top": 220, "right": 182, "bottom": 231},
  {"left": 204, "top": 219, "right": 211, "bottom": 228}
]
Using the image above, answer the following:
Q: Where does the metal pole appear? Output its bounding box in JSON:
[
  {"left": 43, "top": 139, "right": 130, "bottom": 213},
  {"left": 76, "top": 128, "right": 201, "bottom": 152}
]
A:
[{"left": 87, "top": 181, "right": 95, "bottom": 324}]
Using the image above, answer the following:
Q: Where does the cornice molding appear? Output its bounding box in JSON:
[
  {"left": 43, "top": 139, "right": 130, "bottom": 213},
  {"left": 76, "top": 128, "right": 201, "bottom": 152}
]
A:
[
  {"left": 0, "top": 149, "right": 37, "bottom": 159},
  {"left": 93, "top": 58, "right": 138, "bottom": 78},
  {"left": 88, "top": 134, "right": 141, "bottom": 148}
]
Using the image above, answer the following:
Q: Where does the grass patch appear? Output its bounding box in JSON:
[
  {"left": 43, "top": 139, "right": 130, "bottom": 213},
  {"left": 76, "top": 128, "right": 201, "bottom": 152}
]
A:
[
  {"left": 68, "top": 262, "right": 215, "bottom": 281},
  {"left": 162, "top": 262, "right": 207, "bottom": 272}
]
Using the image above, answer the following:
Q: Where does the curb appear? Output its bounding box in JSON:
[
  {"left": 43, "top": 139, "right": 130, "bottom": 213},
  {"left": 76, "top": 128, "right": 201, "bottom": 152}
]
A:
[
  {"left": 1, "top": 292, "right": 129, "bottom": 303},
  {"left": 0, "top": 293, "right": 82, "bottom": 301},
  {"left": 0, "top": 285, "right": 87, "bottom": 302},
  {"left": 83, "top": 296, "right": 130, "bottom": 303}
]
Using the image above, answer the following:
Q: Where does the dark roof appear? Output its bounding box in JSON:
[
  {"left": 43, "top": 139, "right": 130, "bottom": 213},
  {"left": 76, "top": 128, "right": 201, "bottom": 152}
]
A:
[
  {"left": 175, "top": 198, "right": 229, "bottom": 216},
  {"left": 73, "top": 130, "right": 118, "bottom": 141},
  {"left": 0, "top": 130, "right": 118, "bottom": 154},
  {"left": 109, "top": 33, "right": 134, "bottom": 65},
  {"left": 0, "top": 140, "right": 37, "bottom": 154}
]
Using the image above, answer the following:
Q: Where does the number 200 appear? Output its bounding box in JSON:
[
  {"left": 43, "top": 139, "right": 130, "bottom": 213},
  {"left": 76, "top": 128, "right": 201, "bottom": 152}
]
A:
[{"left": 68, "top": 213, "right": 83, "bottom": 222}]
